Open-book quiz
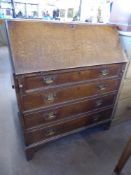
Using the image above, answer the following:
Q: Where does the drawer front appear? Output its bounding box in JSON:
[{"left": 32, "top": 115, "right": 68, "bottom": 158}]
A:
[
  {"left": 114, "top": 98, "right": 131, "bottom": 121},
  {"left": 119, "top": 79, "right": 131, "bottom": 99},
  {"left": 20, "top": 79, "right": 120, "bottom": 111},
  {"left": 16, "top": 64, "right": 124, "bottom": 93},
  {"left": 23, "top": 94, "right": 116, "bottom": 129},
  {"left": 25, "top": 108, "right": 113, "bottom": 145}
]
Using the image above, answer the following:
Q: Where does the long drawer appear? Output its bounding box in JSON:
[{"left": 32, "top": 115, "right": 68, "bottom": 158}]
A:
[
  {"left": 20, "top": 79, "right": 120, "bottom": 112},
  {"left": 24, "top": 108, "right": 113, "bottom": 146},
  {"left": 23, "top": 93, "right": 116, "bottom": 129},
  {"left": 16, "top": 63, "right": 124, "bottom": 93}
]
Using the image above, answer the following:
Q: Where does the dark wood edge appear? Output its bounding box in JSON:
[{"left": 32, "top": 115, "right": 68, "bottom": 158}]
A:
[
  {"left": 6, "top": 19, "right": 117, "bottom": 26},
  {"left": 114, "top": 167, "right": 121, "bottom": 175},
  {"left": 14, "top": 63, "right": 125, "bottom": 78}
]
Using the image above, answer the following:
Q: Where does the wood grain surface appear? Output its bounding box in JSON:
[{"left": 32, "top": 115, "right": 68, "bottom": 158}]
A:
[
  {"left": 23, "top": 95, "right": 114, "bottom": 129},
  {"left": 25, "top": 108, "right": 113, "bottom": 145},
  {"left": 7, "top": 20, "right": 126, "bottom": 75},
  {"left": 20, "top": 79, "right": 119, "bottom": 112},
  {"left": 15, "top": 63, "right": 124, "bottom": 93}
]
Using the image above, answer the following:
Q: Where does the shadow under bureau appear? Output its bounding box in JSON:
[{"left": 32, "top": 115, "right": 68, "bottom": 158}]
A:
[{"left": 6, "top": 20, "right": 127, "bottom": 160}]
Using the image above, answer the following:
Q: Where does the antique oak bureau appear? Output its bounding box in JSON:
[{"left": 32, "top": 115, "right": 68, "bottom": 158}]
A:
[{"left": 6, "top": 20, "right": 126, "bottom": 160}]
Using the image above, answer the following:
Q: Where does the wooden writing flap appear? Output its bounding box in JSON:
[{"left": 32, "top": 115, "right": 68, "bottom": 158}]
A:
[{"left": 7, "top": 20, "right": 126, "bottom": 74}]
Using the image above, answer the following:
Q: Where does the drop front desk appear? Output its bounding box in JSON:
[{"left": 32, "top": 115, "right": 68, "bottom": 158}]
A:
[{"left": 6, "top": 20, "right": 127, "bottom": 160}]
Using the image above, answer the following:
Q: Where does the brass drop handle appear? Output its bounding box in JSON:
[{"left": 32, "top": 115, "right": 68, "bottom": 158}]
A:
[
  {"left": 45, "top": 129, "right": 55, "bottom": 137},
  {"left": 101, "top": 69, "right": 109, "bottom": 76},
  {"left": 93, "top": 117, "right": 99, "bottom": 122},
  {"left": 93, "top": 115, "right": 100, "bottom": 122},
  {"left": 97, "top": 84, "right": 106, "bottom": 91},
  {"left": 43, "top": 76, "right": 54, "bottom": 84},
  {"left": 45, "top": 93, "right": 56, "bottom": 103},
  {"left": 95, "top": 100, "right": 103, "bottom": 107},
  {"left": 45, "top": 112, "right": 56, "bottom": 120},
  {"left": 19, "top": 84, "right": 23, "bottom": 88}
]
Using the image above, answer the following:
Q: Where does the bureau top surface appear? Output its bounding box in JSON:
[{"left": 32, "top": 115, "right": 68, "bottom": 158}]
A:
[{"left": 7, "top": 20, "right": 126, "bottom": 75}]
